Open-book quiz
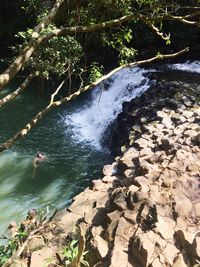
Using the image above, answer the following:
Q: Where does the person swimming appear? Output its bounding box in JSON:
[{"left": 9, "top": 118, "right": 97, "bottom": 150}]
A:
[
  {"left": 32, "top": 152, "right": 46, "bottom": 177},
  {"left": 33, "top": 152, "right": 46, "bottom": 167}
]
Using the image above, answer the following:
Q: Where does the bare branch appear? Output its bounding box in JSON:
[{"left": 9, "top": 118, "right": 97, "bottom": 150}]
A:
[
  {"left": 184, "top": 10, "right": 200, "bottom": 19},
  {"left": 167, "top": 14, "right": 200, "bottom": 26},
  {"left": 176, "top": 6, "right": 200, "bottom": 10},
  {"left": 0, "top": 47, "right": 189, "bottom": 153},
  {"left": 143, "top": 12, "right": 200, "bottom": 26},
  {"left": 0, "top": 73, "right": 37, "bottom": 108},
  {"left": 48, "top": 78, "right": 66, "bottom": 106},
  {"left": 145, "top": 20, "right": 170, "bottom": 41}
]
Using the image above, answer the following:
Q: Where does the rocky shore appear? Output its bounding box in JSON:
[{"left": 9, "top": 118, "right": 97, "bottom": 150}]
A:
[{"left": 4, "top": 69, "right": 200, "bottom": 267}]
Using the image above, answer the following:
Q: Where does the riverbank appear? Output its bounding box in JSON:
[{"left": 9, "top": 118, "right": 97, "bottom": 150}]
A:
[{"left": 4, "top": 67, "right": 200, "bottom": 267}]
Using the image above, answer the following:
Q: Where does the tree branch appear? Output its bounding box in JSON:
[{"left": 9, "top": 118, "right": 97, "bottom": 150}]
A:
[
  {"left": 184, "top": 10, "right": 200, "bottom": 19},
  {"left": 167, "top": 14, "right": 200, "bottom": 26},
  {"left": 0, "top": 73, "right": 37, "bottom": 108},
  {"left": 0, "top": 5, "right": 196, "bottom": 92},
  {"left": 0, "top": 0, "right": 65, "bottom": 91},
  {"left": 0, "top": 47, "right": 189, "bottom": 153},
  {"left": 55, "top": 13, "right": 136, "bottom": 35},
  {"left": 144, "top": 20, "right": 170, "bottom": 42},
  {"left": 142, "top": 12, "right": 200, "bottom": 26},
  {"left": 31, "top": 0, "right": 65, "bottom": 38},
  {"left": 0, "top": 13, "right": 137, "bottom": 91},
  {"left": 49, "top": 78, "right": 67, "bottom": 106}
]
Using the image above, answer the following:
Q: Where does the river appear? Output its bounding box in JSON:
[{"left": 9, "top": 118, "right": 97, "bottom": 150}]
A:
[{"left": 0, "top": 60, "right": 199, "bottom": 234}]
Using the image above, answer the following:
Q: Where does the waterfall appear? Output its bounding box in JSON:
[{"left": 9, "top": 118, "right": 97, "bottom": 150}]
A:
[
  {"left": 170, "top": 60, "right": 200, "bottom": 73},
  {"left": 65, "top": 67, "right": 153, "bottom": 149}
]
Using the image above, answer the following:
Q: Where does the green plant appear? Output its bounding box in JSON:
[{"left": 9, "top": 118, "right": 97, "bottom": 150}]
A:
[
  {"left": 88, "top": 62, "right": 103, "bottom": 83},
  {"left": 14, "top": 24, "right": 83, "bottom": 80},
  {"left": 0, "top": 238, "right": 18, "bottom": 266},
  {"left": 62, "top": 240, "right": 89, "bottom": 267},
  {"left": 62, "top": 240, "right": 78, "bottom": 265},
  {"left": 119, "top": 46, "right": 137, "bottom": 65},
  {"left": 0, "top": 228, "right": 28, "bottom": 266},
  {"left": 44, "top": 256, "right": 57, "bottom": 266}
]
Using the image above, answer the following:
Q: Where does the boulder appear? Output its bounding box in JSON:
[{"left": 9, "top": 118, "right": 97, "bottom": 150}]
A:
[
  {"left": 91, "top": 235, "right": 109, "bottom": 258},
  {"left": 173, "top": 254, "right": 188, "bottom": 267},
  {"left": 112, "top": 191, "right": 127, "bottom": 211},
  {"left": 110, "top": 217, "right": 135, "bottom": 267},
  {"left": 130, "top": 231, "right": 158, "bottom": 267},
  {"left": 30, "top": 246, "right": 57, "bottom": 267},
  {"left": 155, "top": 215, "right": 175, "bottom": 240}
]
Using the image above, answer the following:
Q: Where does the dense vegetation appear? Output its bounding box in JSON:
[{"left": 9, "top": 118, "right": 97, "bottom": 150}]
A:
[{"left": 1, "top": 1, "right": 200, "bottom": 83}]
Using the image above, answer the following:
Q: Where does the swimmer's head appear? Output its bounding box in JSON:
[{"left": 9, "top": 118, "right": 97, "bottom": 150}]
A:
[{"left": 36, "top": 152, "right": 45, "bottom": 159}]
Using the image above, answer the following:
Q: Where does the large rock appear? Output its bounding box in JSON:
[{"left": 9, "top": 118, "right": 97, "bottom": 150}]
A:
[
  {"left": 110, "top": 217, "right": 135, "bottom": 267},
  {"left": 91, "top": 235, "right": 109, "bottom": 258}
]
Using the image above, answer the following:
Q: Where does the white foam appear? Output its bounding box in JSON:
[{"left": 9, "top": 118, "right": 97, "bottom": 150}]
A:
[
  {"left": 65, "top": 67, "right": 153, "bottom": 149},
  {"left": 170, "top": 60, "right": 200, "bottom": 73}
]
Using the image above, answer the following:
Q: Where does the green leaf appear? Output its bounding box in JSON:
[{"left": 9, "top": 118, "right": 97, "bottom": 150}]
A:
[
  {"left": 166, "top": 39, "right": 171, "bottom": 45},
  {"left": 70, "top": 240, "right": 78, "bottom": 248}
]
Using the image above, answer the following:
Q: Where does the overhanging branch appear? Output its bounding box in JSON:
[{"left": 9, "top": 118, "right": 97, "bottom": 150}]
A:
[
  {"left": 0, "top": 73, "right": 37, "bottom": 108},
  {"left": 0, "top": 13, "right": 137, "bottom": 91},
  {"left": 0, "top": 47, "right": 189, "bottom": 153},
  {"left": 0, "top": 5, "right": 198, "bottom": 92}
]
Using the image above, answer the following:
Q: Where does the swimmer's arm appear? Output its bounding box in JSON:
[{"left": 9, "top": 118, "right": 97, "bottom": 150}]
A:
[{"left": 33, "top": 158, "right": 38, "bottom": 168}]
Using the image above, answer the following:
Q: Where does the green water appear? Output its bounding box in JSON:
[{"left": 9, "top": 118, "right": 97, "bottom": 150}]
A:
[{"left": 0, "top": 80, "right": 112, "bottom": 233}]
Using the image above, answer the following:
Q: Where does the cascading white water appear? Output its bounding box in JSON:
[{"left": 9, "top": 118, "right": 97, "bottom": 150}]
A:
[
  {"left": 170, "top": 60, "right": 200, "bottom": 73},
  {"left": 65, "top": 67, "right": 153, "bottom": 149}
]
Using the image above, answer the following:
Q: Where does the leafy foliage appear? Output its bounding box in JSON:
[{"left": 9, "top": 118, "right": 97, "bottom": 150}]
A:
[
  {"left": 4, "top": 0, "right": 200, "bottom": 92},
  {"left": 21, "top": 0, "right": 40, "bottom": 11},
  {"left": 88, "top": 62, "right": 103, "bottom": 83},
  {"left": 62, "top": 240, "right": 89, "bottom": 267},
  {"left": 119, "top": 46, "right": 138, "bottom": 65},
  {"left": 15, "top": 24, "right": 83, "bottom": 80},
  {"left": 29, "top": 35, "right": 82, "bottom": 79},
  {"left": 0, "top": 229, "right": 28, "bottom": 266},
  {"left": 21, "top": 0, "right": 53, "bottom": 15}
]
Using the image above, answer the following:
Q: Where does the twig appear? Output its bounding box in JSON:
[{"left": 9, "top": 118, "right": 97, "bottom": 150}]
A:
[
  {"left": 48, "top": 79, "right": 67, "bottom": 106},
  {"left": 146, "top": 21, "right": 170, "bottom": 41},
  {"left": 0, "top": 73, "right": 37, "bottom": 108},
  {"left": 48, "top": 209, "right": 58, "bottom": 222}
]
